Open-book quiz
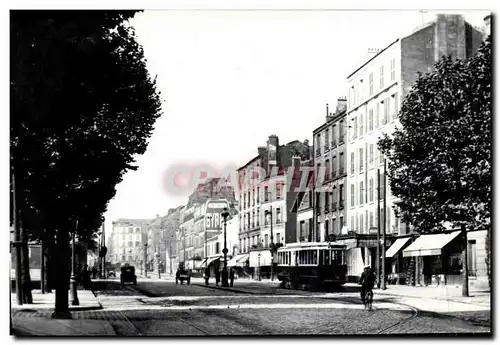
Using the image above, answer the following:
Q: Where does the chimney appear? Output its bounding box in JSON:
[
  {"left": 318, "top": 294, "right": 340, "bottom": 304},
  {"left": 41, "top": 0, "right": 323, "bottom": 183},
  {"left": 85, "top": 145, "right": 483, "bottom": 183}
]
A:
[
  {"left": 336, "top": 97, "right": 347, "bottom": 114},
  {"left": 484, "top": 14, "right": 491, "bottom": 37},
  {"left": 267, "top": 135, "right": 279, "bottom": 168},
  {"left": 325, "top": 103, "right": 334, "bottom": 122}
]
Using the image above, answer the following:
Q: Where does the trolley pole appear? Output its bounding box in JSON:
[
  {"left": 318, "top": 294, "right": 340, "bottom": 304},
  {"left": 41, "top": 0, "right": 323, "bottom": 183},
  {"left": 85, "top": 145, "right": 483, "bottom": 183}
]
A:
[{"left": 381, "top": 160, "right": 387, "bottom": 290}]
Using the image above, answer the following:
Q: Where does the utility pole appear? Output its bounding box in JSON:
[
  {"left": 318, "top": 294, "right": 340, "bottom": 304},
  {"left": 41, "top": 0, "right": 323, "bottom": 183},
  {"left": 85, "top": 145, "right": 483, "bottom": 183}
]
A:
[
  {"left": 12, "top": 169, "right": 23, "bottom": 305},
  {"left": 41, "top": 229, "right": 45, "bottom": 294},
  {"left": 381, "top": 160, "right": 387, "bottom": 290},
  {"left": 462, "top": 223, "right": 469, "bottom": 296},
  {"left": 376, "top": 168, "right": 381, "bottom": 289},
  {"left": 101, "top": 221, "right": 106, "bottom": 278}
]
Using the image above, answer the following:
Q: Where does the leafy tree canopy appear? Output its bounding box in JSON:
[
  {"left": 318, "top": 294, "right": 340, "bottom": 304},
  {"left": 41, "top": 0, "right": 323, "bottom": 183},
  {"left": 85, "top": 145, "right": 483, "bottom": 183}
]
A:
[{"left": 378, "top": 36, "right": 491, "bottom": 234}]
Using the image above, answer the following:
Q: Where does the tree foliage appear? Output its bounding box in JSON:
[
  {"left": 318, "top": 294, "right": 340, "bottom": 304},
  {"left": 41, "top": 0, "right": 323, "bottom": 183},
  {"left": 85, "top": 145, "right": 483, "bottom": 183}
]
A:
[
  {"left": 11, "top": 10, "right": 163, "bottom": 243},
  {"left": 378, "top": 36, "right": 491, "bottom": 234}
]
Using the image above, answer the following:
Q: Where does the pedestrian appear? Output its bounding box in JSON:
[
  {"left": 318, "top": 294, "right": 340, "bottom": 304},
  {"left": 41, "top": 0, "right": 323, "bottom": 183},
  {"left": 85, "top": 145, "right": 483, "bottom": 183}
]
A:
[
  {"left": 215, "top": 268, "right": 220, "bottom": 288},
  {"left": 204, "top": 266, "right": 210, "bottom": 286},
  {"left": 229, "top": 267, "right": 235, "bottom": 287},
  {"left": 82, "top": 265, "right": 91, "bottom": 290},
  {"left": 92, "top": 266, "right": 98, "bottom": 279}
]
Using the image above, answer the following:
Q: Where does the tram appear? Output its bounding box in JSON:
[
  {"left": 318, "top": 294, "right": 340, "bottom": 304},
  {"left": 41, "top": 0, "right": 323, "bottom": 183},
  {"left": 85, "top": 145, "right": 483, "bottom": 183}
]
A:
[{"left": 276, "top": 243, "right": 347, "bottom": 290}]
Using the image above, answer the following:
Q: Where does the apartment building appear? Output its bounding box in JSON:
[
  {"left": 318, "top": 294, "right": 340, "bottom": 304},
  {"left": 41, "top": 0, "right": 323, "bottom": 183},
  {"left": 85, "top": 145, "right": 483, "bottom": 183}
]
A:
[
  {"left": 312, "top": 98, "right": 348, "bottom": 244},
  {"left": 345, "top": 14, "right": 485, "bottom": 281},
  {"left": 109, "top": 219, "right": 150, "bottom": 267},
  {"left": 237, "top": 135, "right": 309, "bottom": 277}
]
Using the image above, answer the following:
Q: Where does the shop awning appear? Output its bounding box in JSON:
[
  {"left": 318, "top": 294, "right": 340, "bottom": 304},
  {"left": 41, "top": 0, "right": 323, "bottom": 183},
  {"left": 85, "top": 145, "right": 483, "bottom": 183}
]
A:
[
  {"left": 402, "top": 231, "right": 461, "bottom": 257},
  {"left": 227, "top": 254, "right": 249, "bottom": 267},
  {"left": 386, "top": 237, "right": 412, "bottom": 258},
  {"left": 201, "top": 256, "right": 221, "bottom": 266}
]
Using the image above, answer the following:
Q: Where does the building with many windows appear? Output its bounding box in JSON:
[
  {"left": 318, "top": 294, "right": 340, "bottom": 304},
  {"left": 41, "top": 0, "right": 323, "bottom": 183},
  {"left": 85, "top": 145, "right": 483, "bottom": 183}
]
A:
[
  {"left": 344, "top": 14, "right": 485, "bottom": 281},
  {"left": 237, "top": 135, "right": 309, "bottom": 278},
  {"left": 312, "top": 98, "right": 348, "bottom": 244},
  {"left": 109, "top": 219, "right": 151, "bottom": 267}
]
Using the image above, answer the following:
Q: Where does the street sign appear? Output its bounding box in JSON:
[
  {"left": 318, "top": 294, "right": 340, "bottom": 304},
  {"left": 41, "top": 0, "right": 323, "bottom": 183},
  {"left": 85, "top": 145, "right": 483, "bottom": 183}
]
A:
[{"left": 205, "top": 199, "right": 230, "bottom": 230}]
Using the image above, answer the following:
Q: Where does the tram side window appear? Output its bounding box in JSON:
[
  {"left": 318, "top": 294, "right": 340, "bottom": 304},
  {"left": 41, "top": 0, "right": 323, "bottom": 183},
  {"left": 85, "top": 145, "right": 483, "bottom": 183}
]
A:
[
  {"left": 313, "top": 250, "right": 317, "bottom": 265},
  {"left": 319, "top": 250, "right": 324, "bottom": 265}
]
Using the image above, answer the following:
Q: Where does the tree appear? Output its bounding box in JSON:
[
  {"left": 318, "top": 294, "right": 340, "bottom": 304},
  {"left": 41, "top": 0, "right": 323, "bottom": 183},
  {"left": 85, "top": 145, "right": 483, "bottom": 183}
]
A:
[
  {"left": 11, "top": 10, "right": 162, "bottom": 315},
  {"left": 378, "top": 36, "right": 491, "bottom": 288}
]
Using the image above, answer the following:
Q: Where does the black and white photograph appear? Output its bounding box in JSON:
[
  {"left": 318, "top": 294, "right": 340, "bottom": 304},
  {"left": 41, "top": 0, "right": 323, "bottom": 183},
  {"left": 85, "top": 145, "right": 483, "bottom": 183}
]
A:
[{"left": 8, "top": 2, "right": 492, "bottom": 337}]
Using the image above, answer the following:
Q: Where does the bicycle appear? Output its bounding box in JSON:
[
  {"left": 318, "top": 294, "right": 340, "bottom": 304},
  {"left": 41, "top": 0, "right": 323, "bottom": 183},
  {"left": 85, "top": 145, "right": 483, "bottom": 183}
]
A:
[{"left": 364, "top": 289, "right": 373, "bottom": 311}]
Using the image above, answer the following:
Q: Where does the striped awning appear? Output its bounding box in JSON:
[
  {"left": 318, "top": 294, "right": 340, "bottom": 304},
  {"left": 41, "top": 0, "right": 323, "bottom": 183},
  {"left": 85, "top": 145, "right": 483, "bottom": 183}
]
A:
[
  {"left": 386, "top": 237, "right": 411, "bottom": 258},
  {"left": 227, "top": 254, "right": 249, "bottom": 267}
]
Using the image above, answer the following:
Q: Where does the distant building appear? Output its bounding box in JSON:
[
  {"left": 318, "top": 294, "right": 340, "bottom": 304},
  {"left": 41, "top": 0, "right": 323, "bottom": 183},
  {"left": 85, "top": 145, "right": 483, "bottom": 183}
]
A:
[{"left": 109, "top": 219, "right": 151, "bottom": 267}]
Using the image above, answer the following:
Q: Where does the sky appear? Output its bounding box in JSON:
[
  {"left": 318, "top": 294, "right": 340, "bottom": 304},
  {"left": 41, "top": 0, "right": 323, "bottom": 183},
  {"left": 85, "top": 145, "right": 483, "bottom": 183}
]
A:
[{"left": 102, "top": 9, "right": 490, "bottom": 233}]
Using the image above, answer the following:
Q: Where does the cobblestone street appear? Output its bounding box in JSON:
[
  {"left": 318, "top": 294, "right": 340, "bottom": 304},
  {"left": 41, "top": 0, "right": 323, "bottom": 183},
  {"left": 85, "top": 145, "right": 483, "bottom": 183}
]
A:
[{"left": 11, "top": 279, "right": 491, "bottom": 336}]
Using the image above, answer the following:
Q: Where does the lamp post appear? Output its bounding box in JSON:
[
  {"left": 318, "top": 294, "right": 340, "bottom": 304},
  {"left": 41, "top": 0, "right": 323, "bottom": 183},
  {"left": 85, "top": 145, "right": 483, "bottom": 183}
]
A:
[
  {"left": 221, "top": 208, "right": 230, "bottom": 287},
  {"left": 69, "top": 220, "right": 79, "bottom": 306},
  {"left": 265, "top": 202, "right": 274, "bottom": 281},
  {"left": 258, "top": 253, "right": 261, "bottom": 281},
  {"left": 206, "top": 214, "right": 212, "bottom": 267}
]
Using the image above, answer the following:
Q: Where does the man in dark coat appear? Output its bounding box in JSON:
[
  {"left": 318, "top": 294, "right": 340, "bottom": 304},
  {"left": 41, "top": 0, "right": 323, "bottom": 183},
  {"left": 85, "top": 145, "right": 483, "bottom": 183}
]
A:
[
  {"left": 204, "top": 266, "right": 210, "bottom": 286},
  {"left": 229, "top": 268, "right": 235, "bottom": 287},
  {"left": 215, "top": 268, "right": 221, "bottom": 288},
  {"left": 359, "top": 265, "right": 376, "bottom": 304}
]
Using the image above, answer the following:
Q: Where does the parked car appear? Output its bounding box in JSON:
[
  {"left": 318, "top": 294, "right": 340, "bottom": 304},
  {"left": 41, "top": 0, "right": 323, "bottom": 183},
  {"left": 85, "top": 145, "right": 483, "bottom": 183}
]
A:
[
  {"left": 120, "top": 266, "right": 137, "bottom": 285},
  {"left": 176, "top": 267, "right": 191, "bottom": 285}
]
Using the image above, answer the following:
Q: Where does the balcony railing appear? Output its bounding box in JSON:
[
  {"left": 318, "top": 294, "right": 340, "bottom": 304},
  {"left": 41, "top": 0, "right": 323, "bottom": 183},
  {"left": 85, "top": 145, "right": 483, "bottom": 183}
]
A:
[
  {"left": 331, "top": 140, "right": 337, "bottom": 149},
  {"left": 315, "top": 148, "right": 321, "bottom": 157},
  {"left": 339, "top": 200, "right": 344, "bottom": 209},
  {"left": 331, "top": 202, "right": 337, "bottom": 211}
]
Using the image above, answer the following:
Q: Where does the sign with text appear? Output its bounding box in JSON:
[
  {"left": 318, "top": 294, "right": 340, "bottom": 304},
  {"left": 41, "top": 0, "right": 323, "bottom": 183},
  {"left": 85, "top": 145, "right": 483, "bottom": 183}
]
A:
[{"left": 205, "top": 199, "right": 230, "bottom": 230}]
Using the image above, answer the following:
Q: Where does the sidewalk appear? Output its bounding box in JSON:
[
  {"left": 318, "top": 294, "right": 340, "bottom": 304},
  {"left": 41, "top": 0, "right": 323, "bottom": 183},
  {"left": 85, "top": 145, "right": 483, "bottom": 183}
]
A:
[
  {"left": 11, "top": 319, "right": 116, "bottom": 336},
  {"left": 358, "top": 284, "right": 491, "bottom": 307},
  {"left": 11, "top": 289, "right": 102, "bottom": 312}
]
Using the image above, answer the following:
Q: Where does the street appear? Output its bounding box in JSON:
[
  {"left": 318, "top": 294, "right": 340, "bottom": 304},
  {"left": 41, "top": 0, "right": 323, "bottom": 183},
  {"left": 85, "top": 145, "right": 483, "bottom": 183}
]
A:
[{"left": 12, "top": 278, "right": 491, "bottom": 335}]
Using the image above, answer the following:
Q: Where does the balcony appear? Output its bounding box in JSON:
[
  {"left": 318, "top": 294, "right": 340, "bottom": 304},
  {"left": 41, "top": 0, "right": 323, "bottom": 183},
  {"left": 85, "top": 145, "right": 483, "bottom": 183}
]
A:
[
  {"left": 324, "top": 205, "right": 330, "bottom": 213},
  {"left": 324, "top": 143, "right": 330, "bottom": 153},
  {"left": 338, "top": 200, "right": 344, "bottom": 209},
  {"left": 315, "top": 148, "right": 321, "bottom": 157},
  {"left": 339, "top": 136, "right": 345, "bottom": 145},
  {"left": 331, "top": 171, "right": 337, "bottom": 179},
  {"left": 331, "top": 202, "right": 337, "bottom": 211},
  {"left": 331, "top": 140, "right": 337, "bottom": 149}
]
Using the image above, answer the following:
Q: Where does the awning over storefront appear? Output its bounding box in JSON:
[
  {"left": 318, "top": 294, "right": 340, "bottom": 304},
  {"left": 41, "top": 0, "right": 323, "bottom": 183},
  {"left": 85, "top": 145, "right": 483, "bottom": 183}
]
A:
[
  {"left": 402, "top": 231, "right": 461, "bottom": 257},
  {"left": 227, "top": 254, "right": 249, "bottom": 267},
  {"left": 201, "top": 256, "right": 221, "bottom": 266},
  {"left": 386, "top": 237, "right": 412, "bottom": 258}
]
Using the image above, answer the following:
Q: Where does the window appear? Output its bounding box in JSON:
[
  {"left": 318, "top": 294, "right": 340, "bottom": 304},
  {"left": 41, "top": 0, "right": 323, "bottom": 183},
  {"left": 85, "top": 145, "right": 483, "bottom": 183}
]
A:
[
  {"left": 257, "top": 209, "right": 260, "bottom": 226},
  {"left": 128, "top": 241, "right": 133, "bottom": 247},
  {"left": 392, "top": 93, "right": 399, "bottom": 119},
  {"left": 325, "top": 191, "right": 329, "bottom": 210},
  {"left": 350, "top": 152, "right": 355, "bottom": 174},
  {"left": 353, "top": 117, "right": 358, "bottom": 140},
  {"left": 369, "top": 73, "right": 374, "bottom": 95},
  {"left": 359, "top": 148, "right": 364, "bottom": 172},
  {"left": 325, "top": 128, "right": 330, "bottom": 147},
  {"left": 359, "top": 114, "right": 364, "bottom": 137},
  {"left": 325, "top": 220, "right": 329, "bottom": 237},
  {"left": 251, "top": 211, "right": 255, "bottom": 228},
  {"left": 332, "top": 125, "right": 337, "bottom": 143},
  {"left": 368, "top": 109, "right": 373, "bottom": 131},
  {"left": 369, "top": 144, "right": 374, "bottom": 165},
  {"left": 325, "top": 159, "right": 330, "bottom": 180},
  {"left": 339, "top": 216, "right": 344, "bottom": 229},
  {"left": 276, "top": 233, "right": 281, "bottom": 244},
  {"left": 264, "top": 186, "right": 269, "bottom": 201},
  {"left": 350, "top": 216, "right": 355, "bottom": 232},
  {"left": 276, "top": 208, "right": 282, "bottom": 223},
  {"left": 332, "top": 218, "right": 337, "bottom": 235},
  {"left": 390, "top": 58, "right": 396, "bottom": 82},
  {"left": 369, "top": 178, "right": 374, "bottom": 202},
  {"left": 360, "top": 214, "right": 364, "bottom": 233},
  {"left": 383, "top": 98, "right": 389, "bottom": 125},
  {"left": 128, "top": 227, "right": 133, "bottom": 233},
  {"left": 380, "top": 65, "right": 384, "bottom": 89},
  {"left": 332, "top": 156, "right": 337, "bottom": 177},
  {"left": 339, "top": 184, "right": 344, "bottom": 202},
  {"left": 359, "top": 182, "right": 364, "bottom": 205},
  {"left": 339, "top": 121, "right": 345, "bottom": 142},
  {"left": 340, "top": 152, "right": 345, "bottom": 174},
  {"left": 257, "top": 187, "right": 260, "bottom": 203},
  {"left": 375, "top": 103, "right": 380, "bottom": 128},
  {"left": 369, "top": 212, "right": 374, "bottom": 228},
  {"left": 350, "top": 184, "right": 355, "bottom": 206},
  {"left": 276, "top": 183, "right": 282, "bottom": 199}
]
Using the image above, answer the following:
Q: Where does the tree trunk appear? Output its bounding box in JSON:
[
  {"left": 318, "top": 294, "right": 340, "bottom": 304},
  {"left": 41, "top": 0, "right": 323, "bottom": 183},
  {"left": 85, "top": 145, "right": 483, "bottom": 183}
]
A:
[
  {"left": 52, "top": 228, "right": 71, "bottom": 318},
  {"left": 20, "top": 220, "right": 33, "bottom": 304}
]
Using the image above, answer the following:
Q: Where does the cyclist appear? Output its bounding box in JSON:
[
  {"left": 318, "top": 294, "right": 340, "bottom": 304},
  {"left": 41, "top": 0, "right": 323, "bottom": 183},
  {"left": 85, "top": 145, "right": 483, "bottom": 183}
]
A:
[{"left": 359, "top": 265, "right": 375, "bottom": 305}]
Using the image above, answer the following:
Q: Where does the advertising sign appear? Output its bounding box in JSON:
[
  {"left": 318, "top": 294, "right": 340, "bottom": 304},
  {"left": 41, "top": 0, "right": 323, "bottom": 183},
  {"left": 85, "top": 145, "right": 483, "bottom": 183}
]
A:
[{"left": 205, "top": 199, "right": 230, "bottom": 230}]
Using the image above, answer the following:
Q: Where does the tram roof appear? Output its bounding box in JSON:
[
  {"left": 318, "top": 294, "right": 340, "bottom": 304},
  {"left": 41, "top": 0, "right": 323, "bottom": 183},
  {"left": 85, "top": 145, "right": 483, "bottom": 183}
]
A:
[{"left": 277, "top": 242, "right": 346, "bottom": 251}]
